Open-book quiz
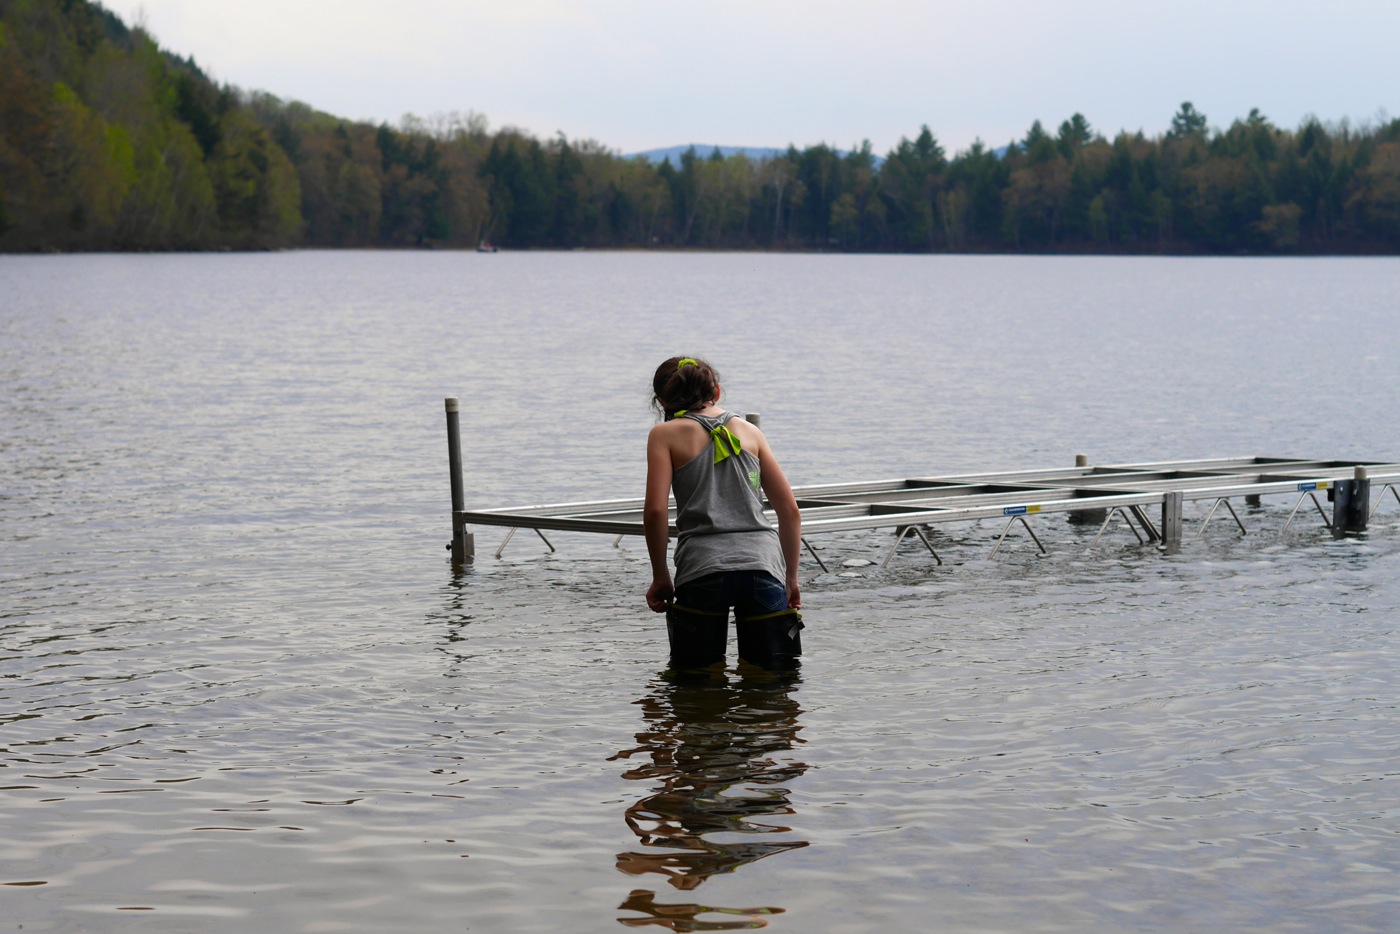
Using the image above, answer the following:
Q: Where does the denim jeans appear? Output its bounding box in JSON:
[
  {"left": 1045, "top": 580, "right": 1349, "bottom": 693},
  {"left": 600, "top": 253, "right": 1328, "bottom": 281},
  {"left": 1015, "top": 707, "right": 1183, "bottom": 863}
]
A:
[{"left": 667, "top": 571, "right": 802, "bottom": 671}]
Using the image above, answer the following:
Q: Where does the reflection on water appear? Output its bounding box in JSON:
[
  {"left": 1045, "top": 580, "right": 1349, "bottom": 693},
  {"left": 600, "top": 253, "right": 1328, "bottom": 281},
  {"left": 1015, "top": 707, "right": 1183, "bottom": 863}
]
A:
[
  {"left": 611, "top": 671, "right": 807, "bottom": 930},
  {"left": 429, "top": 570, "right": 476, "bottom": 660}
]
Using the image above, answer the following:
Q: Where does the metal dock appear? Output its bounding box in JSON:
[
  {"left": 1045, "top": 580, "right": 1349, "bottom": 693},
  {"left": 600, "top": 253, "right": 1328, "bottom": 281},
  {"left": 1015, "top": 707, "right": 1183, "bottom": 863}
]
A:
[{"left": 443, "top": 398, "right": 1400, "bottom": 568}]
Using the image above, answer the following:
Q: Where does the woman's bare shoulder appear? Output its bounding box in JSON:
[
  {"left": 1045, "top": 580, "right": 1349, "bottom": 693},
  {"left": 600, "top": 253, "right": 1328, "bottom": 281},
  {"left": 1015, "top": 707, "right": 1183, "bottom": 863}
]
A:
[
  {"left": 729, "top": 417, "right": 767, "bottom": 450},
  {"left": 650, "top": 417, "right": 711, "bottom": 465},
  {"left": 649, "top": 419, "right": 691, "bottom": 439},
  {"left": 648, "top": 419, "right": 705, "bottom": 446}
]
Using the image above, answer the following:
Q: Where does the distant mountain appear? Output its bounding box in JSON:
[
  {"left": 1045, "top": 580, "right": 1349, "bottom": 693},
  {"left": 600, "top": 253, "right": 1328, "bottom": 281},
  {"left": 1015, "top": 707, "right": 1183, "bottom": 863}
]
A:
[
  {"left": 627, "top": 144, "right": 897, "bottom": 168},
  {"left": 631, "top": 143, "right": 1010, "bottom": 164},
  {"left": 627, "top": 144, "right": 788, "bottom": 164}
]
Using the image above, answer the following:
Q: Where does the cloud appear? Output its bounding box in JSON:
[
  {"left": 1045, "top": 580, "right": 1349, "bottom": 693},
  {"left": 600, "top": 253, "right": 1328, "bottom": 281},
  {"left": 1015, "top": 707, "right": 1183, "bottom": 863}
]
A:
[{"left": 116, "top": 0, "right": 1398, "bottom": 154}]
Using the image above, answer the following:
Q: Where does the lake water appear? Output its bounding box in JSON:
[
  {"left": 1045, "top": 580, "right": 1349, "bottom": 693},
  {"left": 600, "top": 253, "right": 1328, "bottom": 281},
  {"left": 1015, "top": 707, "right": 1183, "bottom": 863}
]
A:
[{"left": 2, "top": 251, "right": 1399, "bottom": 932}]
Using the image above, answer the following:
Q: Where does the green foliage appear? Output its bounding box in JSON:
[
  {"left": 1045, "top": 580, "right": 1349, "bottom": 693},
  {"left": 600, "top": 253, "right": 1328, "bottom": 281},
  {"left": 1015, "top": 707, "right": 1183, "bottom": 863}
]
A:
[
  {"left": 174, "top": 69, "right": 222, "bottom": 155},
  {"left": 209, "top": 109, "right": 301, "bottom": 247},
  {"left": 1170, "top": 102, "right": 1209, "bottom": 138},
  {"left": 878, "top": 126, "right": 946, "bottom": 248},
  {"left": 1, "top": 1, "right": 1398, "bottom": 254}
]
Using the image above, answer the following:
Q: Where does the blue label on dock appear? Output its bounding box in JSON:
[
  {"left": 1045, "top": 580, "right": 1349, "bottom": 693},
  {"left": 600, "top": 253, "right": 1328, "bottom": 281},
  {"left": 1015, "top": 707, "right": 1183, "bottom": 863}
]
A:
[
  {"left": 1003, "top": 505, "right": 1027, "bottom": 516},
  {"left": 1298, "top": 482, "right": 1317, "bottom": 491}
]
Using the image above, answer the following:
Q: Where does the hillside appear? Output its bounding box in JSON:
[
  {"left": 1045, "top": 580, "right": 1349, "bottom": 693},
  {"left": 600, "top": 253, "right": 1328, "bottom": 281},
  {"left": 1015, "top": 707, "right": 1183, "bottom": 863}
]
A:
[{"left": 2, "top": 0, "right": 1397, "bottom": 254}]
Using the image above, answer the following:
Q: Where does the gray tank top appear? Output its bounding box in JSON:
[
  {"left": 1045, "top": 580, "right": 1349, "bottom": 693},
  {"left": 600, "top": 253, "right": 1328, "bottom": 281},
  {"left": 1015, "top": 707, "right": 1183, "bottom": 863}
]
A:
[{"left": 671, "top": 411, "right": 787, "bottom": 588}]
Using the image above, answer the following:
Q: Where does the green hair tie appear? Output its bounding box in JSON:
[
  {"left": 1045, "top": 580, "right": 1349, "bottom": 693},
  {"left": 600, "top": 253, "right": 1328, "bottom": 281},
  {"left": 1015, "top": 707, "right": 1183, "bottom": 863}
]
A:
[{"left": 677, "top": 358, "right": 698, "bottom": 369}]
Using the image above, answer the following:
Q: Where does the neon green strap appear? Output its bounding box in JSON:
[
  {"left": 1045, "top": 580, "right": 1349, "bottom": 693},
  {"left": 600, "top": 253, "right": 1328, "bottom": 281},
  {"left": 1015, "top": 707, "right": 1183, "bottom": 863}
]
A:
[
  {"left": 673, "top": 412, "right": 742, "bottom": 461},
  {"left": 677, "top": 358, "right": 698, "bottom": 368},
  {"left": 711, "top": 424, "right": 742, "bottom": 464},
  {"left": 734, "top": 608, "right": 802, "bottom": 623}
]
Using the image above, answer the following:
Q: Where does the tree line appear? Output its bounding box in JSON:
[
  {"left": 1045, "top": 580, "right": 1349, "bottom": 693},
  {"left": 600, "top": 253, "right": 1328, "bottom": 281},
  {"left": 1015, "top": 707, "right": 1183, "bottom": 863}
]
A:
[{"left": 3, "top": 0, "right": 1398, "bottom": 254}]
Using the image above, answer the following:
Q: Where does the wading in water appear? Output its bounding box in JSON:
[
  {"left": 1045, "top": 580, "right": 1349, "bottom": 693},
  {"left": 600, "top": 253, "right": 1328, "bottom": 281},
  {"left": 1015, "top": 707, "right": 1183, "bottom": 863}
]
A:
[{"left": 644, "top": 357, "right": 804, "bottom": 672}]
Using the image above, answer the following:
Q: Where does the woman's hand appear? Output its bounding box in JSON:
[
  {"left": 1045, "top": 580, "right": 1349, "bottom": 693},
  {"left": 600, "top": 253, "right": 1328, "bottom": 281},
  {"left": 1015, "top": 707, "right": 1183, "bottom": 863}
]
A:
[
  {"left": 786, "top": 576, "right": 802, "bottom": 609},
  {"left": 646, "top": 577, "right": 675, "bottom": 613}
]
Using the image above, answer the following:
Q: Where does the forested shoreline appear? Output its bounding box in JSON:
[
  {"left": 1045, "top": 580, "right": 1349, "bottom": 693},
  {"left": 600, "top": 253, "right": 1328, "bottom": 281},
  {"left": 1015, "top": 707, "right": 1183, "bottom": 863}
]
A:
[{"left": 3, "top": 0, "right": 1398, "bottom": 255}]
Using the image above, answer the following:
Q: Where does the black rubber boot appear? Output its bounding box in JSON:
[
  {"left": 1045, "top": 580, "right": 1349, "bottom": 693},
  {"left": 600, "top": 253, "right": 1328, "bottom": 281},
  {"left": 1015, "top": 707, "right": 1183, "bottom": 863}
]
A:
[
  {"left": 735, "top": 610, "right": 803, "bottom": 672},
  {"left": 666, "top": 605, "right": 728, "bottom": 670}
]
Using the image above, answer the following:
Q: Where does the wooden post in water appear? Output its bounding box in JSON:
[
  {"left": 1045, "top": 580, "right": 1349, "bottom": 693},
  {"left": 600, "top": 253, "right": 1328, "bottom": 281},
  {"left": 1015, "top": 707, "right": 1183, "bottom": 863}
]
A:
[
  {"left": 745, "top": 412, "right": 762, "bottom": 428},
  {"left": 1332, "top": 465, "right": 1370, "bottom": 534},
  {"left": 445, "top": 397, "right": 475, "bottom": 564}
]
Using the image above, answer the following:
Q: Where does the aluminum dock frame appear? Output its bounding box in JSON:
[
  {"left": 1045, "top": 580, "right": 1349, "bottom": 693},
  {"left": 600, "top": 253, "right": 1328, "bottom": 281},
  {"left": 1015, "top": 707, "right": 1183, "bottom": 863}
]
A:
[{"left": 443, "top": 398, "right": 1399, "bottom": 568}]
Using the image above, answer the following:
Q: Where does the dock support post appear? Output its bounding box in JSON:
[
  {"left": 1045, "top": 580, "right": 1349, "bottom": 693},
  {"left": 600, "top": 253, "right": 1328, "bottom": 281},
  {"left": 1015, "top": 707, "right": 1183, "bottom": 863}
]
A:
[
  {"left": 1333, "top": 466, "right": 1370, "bottom": 534},
  {"left": 445, "top": 397, "right": 475, "bottom": 564},
  {"left": 1160, "top": 491, "right": 1183, "bottom": 549},
  {"left": 1067, "top": 453, "right": 1109, "bottom": 526},
  {"left": 745, "top": 412, "right": 762, "bottom": 428}
]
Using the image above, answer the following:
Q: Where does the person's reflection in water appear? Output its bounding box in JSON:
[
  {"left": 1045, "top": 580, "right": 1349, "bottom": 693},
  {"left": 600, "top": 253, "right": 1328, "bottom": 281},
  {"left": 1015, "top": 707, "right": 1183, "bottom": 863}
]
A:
[{"left": 610, "top": 665, "right": 808, "bottom": 930}]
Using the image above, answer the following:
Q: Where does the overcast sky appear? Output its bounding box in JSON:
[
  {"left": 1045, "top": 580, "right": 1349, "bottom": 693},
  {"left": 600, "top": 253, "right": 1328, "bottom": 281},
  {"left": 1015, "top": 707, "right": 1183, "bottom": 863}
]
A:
[{"left": 113, "top": 0, "right": 1396, "bottom": 156}]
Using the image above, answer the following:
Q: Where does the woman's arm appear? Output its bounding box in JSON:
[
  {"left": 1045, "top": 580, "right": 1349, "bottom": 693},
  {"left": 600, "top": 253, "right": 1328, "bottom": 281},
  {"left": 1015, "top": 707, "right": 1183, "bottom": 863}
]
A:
[
  {"left": 756, "top": 434, "right": 802, "bottom": 609},
  {"left": 643, "top": 425, "right": 676, "bottom": 612}
]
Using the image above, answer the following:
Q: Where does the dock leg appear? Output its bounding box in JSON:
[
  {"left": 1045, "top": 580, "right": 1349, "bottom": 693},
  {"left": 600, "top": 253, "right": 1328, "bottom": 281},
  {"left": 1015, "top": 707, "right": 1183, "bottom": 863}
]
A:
[
  {"left": 801, "top": 537, "right": 829, "bottom": 574},
  {"left": 910, "top": 526, "right": 943, "bottom": 565},
  {"left": 1018, "top": 517, "right": 1047, "bottom": 555},
  {"left": 883, "top": 525, "right": 916, "bottom": 568},
  {"left": 494, "top": 527, "right": 553, "bottom": 559},
  {"left": 1221, "top": 498, "right": 1248, "bottom": 535},
  {"left": 1310, "top": 492, "right": 1333, "bottom": 529},
  {"left": 1196, "top": 497, "right": 1247, "bottom": 540},
  {"left": 1128, "top": 505, "right": 1161, "bottom": 542},
  {"left": 495, "top": 527, "right": 517, "bottom": 559},
  {"left": 1196, "top": 498, "right": 1224, "bottom": 538},
  {"left": 883, "top": 525, "right": 943, "bottom": 568},
  {"left": 1282, "top": 490, "right": 1332, "bottom": 534},
  {"left": 1160, "top": 491, "right": 1183, "bottom": 550},
  {"left": 990, "top": 516, "right": 1047, "bottom": 558},
  {"left": 989, "top": 519, "right": 1016, "bottom": 558},
  {"left": 1369, "top": 483, "right": 1400, "bottom": 520},
  {"left": 1332, "top": 466, "right": 1370, "bottom": 534},
  {"left": 1281, "top": 493, "right": 1307, "bottom": 534},
  {"left": 445, "top": 397, "right": 475, "bottom": 564},
  {"left": 1090, "top": 507, "right": 1144, "bottom": 548}
]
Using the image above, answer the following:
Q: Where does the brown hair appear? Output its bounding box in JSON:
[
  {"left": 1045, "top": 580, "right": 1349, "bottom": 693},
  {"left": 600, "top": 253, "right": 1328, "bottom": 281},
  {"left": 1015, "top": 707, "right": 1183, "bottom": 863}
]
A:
[{"left": 651, "top": 356, "right": 720, "bottom": 419}]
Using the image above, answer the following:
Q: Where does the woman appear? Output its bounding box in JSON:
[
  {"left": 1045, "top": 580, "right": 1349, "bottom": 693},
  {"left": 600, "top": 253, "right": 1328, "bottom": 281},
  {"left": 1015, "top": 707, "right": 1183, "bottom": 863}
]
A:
[{"left": 643, "top": 356, "right": 803, "bottom": 671}]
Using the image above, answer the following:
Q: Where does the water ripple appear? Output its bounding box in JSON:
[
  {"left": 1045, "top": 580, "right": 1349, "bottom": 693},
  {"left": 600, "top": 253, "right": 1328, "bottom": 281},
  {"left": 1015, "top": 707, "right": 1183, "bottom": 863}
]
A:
[{"left": 3, "top": 253, "right": 1399, "bottom": 931}]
